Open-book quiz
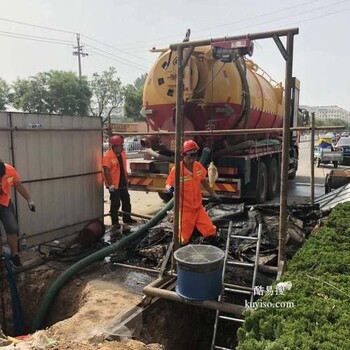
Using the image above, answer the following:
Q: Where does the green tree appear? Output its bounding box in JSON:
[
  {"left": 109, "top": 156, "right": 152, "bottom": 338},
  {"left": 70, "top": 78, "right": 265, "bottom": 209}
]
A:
[
  {"left": 124, "top": 73, "right": 147, "bottom": 121},
  {"left": 0, "top": 78, "right": 10, "bottom": 111},
  {"left": 89, "top": 67, "right": 123, "bottom": 122},
  {"left": 12, "top": 71, "right": 91, "bottom": 115},
  {"left": 316, "top": 118, "right": 349, "bottom": 131}
]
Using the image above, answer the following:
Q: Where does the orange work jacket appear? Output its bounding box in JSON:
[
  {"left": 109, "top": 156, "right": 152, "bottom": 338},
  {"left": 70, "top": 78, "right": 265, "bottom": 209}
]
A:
[
  {"left": 102, "top": 150, "right": 128, "bottom": 188},
  {"left": 166, "top": 161, "right": 206, "bottom": 210},
  {"left": 0, "top": 164, "right": 20, "bottom": 207}
]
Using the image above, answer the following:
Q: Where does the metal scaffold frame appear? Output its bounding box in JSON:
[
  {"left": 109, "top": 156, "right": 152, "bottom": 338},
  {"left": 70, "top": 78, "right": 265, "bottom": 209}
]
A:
[{"left": 141, "top": 27, "right": 299, "bottom": 317}]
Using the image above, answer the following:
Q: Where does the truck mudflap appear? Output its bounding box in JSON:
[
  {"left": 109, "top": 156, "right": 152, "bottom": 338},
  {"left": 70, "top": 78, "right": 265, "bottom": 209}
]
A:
[
  {"left": 128, "top": 173, "right": 241, "bottom": 198},
  {"left": 129, "top": 173, "right": 167, "bottom": 192}
]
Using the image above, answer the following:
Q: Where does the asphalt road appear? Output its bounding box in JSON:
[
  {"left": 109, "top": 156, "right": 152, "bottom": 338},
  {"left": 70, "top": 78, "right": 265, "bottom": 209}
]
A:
[{"left": 296, "top": 141, "right": 333, "bottom": 184}]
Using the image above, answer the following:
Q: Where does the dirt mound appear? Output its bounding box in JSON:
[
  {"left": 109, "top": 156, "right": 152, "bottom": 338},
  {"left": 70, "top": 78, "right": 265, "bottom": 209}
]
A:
[{"left": 1, "top": 266, "right": 163, "bottom": 349}]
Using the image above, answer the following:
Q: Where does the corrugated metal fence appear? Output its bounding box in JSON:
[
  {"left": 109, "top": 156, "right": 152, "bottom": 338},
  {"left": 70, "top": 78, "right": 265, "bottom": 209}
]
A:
[{"left": 0, "top": 112, "right": 103, "bottom": 246}]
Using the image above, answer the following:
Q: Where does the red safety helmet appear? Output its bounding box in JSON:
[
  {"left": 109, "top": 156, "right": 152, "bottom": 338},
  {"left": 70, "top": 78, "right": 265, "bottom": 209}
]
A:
[
  {"left": 110, "top": 135, "right": 124, "bottom": 146},
  {"left": 182, "top": 140, "right": 200, "bottom": 154}
]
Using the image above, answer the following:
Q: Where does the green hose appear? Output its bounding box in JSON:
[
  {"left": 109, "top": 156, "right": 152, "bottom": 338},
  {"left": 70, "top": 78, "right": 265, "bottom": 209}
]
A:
[
  {"left": 32, "top": 149, "right": 211, "bottom": 331},
  {"left": 32, "top": 199, "right": 174, "bottom": 331}
]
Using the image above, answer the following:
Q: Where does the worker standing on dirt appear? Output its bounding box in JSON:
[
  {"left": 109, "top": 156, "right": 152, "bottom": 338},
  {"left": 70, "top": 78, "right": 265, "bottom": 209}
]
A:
[
  {"left": 165, "top": 140, "right": 219, "bottom": 245},
  {"left": 102, "top": 135, "right": 137, "bottom": 229},
  {"left": 0, "top": 160, "right": 35, "bottom": 268}
]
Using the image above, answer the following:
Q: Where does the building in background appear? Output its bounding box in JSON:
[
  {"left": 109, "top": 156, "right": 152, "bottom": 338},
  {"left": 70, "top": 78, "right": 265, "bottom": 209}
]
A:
[{"left": 301, "top": 105, "right": 350, "bottom": 123}]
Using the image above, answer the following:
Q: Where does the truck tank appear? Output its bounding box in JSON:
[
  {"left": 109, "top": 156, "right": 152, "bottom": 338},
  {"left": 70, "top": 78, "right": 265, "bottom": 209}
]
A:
[{"left": 143, "top": 46, "right": 284, "bottom": 151}]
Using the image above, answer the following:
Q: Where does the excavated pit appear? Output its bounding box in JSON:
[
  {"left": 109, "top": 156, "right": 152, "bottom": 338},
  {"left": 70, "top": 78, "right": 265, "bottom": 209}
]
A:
[
  {"left": 138, "top": 298, "right": 241, "bottom": 350},
  {"left": 0, "top": 257, "right": 241, "bottom": 349}
]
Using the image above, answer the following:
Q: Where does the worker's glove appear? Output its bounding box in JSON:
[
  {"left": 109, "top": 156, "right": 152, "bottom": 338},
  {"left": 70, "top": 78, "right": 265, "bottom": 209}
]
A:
[
  {"left": 167, "top": 186, "right": 174, "bottom": 195},
  {"left": 27, "top": 200, "right": 36, "bottom": 212},
  {"left": 209, "top": 193, "right": 222, "bottom": 204},
  {"left": 108, "top": 185, "right": 116, "bottom": 193}
]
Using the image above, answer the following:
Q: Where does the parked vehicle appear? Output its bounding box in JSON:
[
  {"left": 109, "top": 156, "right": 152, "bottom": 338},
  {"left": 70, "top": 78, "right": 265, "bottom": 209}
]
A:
[
  {"left": 124, "top": 137, "right": 142, "bottom": 153},
  {"left": 335, "top": 136, "right": 350, "bottom": 164},
  {"left": 128, "top": 38, "right": 299, "bottom": 203},
  {"left": 314, "top": 137, "right": 343, "bottom": 168}
]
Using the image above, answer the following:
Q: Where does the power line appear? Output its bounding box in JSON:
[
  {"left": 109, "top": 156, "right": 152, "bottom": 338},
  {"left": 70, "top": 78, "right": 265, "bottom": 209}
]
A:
[
  {"left": 207, "top": 0, "right": 350, "bottom": 38},
  {"left": 0, "top": 32, "right": 73, "bottom": 46},
  {"left": 0, "top": 29, "right": 73, "bottom": 44},
  {"left": 0, "top": 17, "right": 75, "bottom": 34},
  {"left": 264, "top": 5, "right": 350, "bottom": 31},
  {"left": 116, "top": 0, "right": 319, "bottom": 49},
  {"left": 86, "top": 44, "right": 149, "bottom": 70},
  {"left": 87, "top": 49, "right": 148, "bottom": 72},
  {"left": 0, "top": 26, "right": 148, "bottom": 72},
  {"left": 82, "top": 35, "right": 154, "bottom": 64},
  {"left": 118, "top": 0, "right": 346, "bottom": 50},
  {"left": 190, "top": 0, "right": 323, "bottom": 35},
  {"left": 0, "top": 16, "right": 152, "bottom": 68}
]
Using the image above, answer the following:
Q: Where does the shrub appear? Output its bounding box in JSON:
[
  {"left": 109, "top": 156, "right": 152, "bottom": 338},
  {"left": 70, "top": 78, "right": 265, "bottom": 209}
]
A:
[{"left": 237, "top": 202, "right": 350, "bottom": 349}]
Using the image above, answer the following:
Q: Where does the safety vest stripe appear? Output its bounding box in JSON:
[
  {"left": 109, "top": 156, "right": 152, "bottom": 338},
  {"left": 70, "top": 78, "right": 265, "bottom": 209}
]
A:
[{"left": 180, "top": 177, "right": 191, "bottom": 182}]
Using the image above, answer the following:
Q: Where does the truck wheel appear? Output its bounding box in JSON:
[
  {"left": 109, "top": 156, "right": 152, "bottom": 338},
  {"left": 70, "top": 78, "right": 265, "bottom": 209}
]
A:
[
  {"left": 325, "top": 173, "right": 331, "bottom": 194},
  {"left": 333, "top": 161, "right": 338, "bottom": 168},
  {"left": 158, "top": 192, "right": 173, "bottom": 203},
  {"left": 316, "top": 158, "right": 321, "bottom": 167},
  {"left": 266, "top": 158, "right": 279, "bottom": 200},
  {"left": 256, "top": 161, "right": 268, "bottom": 203}
]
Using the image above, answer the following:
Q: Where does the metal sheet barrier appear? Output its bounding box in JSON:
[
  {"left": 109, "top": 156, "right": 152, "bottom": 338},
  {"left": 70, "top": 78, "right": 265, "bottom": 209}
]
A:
[{"left": 0, "top": 112, "right": 103, "bottom": 246}]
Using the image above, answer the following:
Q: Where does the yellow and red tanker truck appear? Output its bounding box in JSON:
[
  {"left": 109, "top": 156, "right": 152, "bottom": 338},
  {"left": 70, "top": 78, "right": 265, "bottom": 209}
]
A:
[{"left": 128, "top": 39, "right": 300, "bottom": 203}]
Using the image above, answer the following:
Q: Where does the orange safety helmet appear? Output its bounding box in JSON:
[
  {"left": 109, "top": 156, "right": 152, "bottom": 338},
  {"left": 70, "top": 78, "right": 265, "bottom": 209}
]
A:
[
  {"left": 110, "top": 135, "right": 124, "bottom": 146},
  {"left": 182, "top": 140, "right": 200, "bottom": 154}
]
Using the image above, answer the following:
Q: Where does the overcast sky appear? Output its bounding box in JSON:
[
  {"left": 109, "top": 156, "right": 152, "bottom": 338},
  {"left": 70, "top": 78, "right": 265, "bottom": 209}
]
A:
[{"left": 0, "top": 0, "right": 349, "bottom": 109}]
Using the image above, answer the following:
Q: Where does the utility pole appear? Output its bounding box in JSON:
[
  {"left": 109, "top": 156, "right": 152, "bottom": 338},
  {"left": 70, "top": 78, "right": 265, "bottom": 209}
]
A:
[{"left": 73, "top": 33, "right": 88, "bottom": 78}]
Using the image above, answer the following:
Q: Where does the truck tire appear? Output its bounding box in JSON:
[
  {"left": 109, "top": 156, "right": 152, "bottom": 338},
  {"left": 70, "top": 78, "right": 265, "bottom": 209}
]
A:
[
  {"left": 266, "top": 157, "right": 279, "bottom": 200},
  {"left": 316, "top": 158, "right": 321, "bottom": 167},
  {"left": 333, "top": 161, "right": 338, "bottom": 168},
  {"left": 256, "top": 161, "right": 268, "bottom": 203},
  {"left": 158, "top": 192, "right": 173, "bottom": 203}
]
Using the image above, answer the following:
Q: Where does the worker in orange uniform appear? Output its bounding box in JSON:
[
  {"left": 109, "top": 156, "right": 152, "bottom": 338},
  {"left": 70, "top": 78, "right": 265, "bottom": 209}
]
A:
[
  {"left": 0, "top": 160, "right": 35, "bottom": 268},
  {"left": 102, "top": 135, "right": 137, "bottom": 229},
  {"left": 165, "top": 140, "right": 220, "bottom": 245}
]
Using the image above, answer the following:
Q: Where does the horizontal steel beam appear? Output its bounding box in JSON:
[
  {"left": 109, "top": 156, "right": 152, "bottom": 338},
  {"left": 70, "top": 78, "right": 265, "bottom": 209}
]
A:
[
  {"left": 169, "top": 28, "right": 299, "bottom": 50},
  {"left": 112, "top": 125, "right": 345, "bottom": 137}
]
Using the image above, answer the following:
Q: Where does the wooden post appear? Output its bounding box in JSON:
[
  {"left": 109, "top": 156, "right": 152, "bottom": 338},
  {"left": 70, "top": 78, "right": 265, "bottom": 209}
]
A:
[
  {"left": 173, "top": 47, "right": 184, "bottom": 252},
  {"left": 278, "top": 32, "right": 294, "bottom": 275}
]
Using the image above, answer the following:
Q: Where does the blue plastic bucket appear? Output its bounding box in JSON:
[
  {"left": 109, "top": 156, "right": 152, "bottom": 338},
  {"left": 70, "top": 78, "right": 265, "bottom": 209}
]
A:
[{"left": 174, "top": 244, "right": 225, "bottom": 300}]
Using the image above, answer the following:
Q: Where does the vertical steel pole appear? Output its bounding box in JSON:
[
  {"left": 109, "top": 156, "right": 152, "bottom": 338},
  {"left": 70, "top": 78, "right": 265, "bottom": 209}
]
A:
[
  {"left": 173, "top": 47, "right": 184, "bottom": 252},
  {"left": 278, "top": 33, "right": 294, "bottom": 274},
  {"left": 310, "top": 112, "right": 315, "bottom": 205}
]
